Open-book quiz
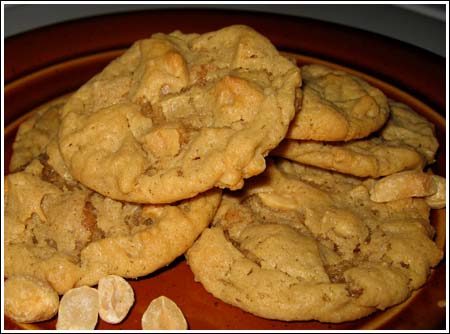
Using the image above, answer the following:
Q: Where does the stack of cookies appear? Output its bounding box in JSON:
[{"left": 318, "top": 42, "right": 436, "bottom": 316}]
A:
[{"left": 4, "top": 25, "right": 445, "bottom": 326}]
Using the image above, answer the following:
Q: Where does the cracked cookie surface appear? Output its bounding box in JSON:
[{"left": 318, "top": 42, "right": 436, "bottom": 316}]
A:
[
  {"left": 58, "top": 25, "right": 300, "bottom": 203},
  {"left": 286, "top": 64, "right": 389, "bottom": 142},
  {"left": 186, "top": 159, "right": 443, "bottom": 322},
  {"left": 273, "top": 100, "right": 438, "bottom": 178}
]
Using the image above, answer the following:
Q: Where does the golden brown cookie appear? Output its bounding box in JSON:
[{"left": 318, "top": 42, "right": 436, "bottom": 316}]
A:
[
  {"left": 286, "top": 64, "right": 389, "bottom": 141},
  {"left": 186, "top": 159, "right": 443, "bottom": 322},
  {"left": 5, "top": 151, "right": 221, "bottom": 293},
  {"left": 10, "top": 96, "right": 68, "bottom": 172},
  {"left": 381, "top": 100, "right": 439, "bottom": 164},
  {"left": 273, "top": 100, "right": 438, "bottom": 178},
  {"left": 58, "top": 25, "right": 300, "bottom": 204}
]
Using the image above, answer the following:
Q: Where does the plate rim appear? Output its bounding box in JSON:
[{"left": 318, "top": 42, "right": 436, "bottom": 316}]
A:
[
  {"left": 3, "top": 50, "right": 446, "bottom": 330},
  {"left": 4, "top": 9, "right": 445, "bottom": 113}
]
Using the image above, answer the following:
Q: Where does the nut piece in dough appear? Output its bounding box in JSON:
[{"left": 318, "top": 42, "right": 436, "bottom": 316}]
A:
[
  {"left": 4, "top": 275, "right": 59, "bottom": 323},
  {"left": 141, "top": 296, "right": 188, "bottom": 330},
  {"left": 369, "top": 170, "right": 437, "bottom": 203},
  {"left": 425, "top": 175, "right": 446, "bottom": 209},
  {"left": 56, "top": 286, "right": 99, "bottom": 330},
  {"left": 98, "top": 275, "right": 135, "bottom": 324}
]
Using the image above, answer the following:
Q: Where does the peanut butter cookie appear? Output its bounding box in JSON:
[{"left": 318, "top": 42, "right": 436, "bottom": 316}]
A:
[
  {"left": 58, "top": 25, "right": 300, "bottom": 203},
  {"left": 5, "top": 146, "right": 221, "bottom": 293},
  {"left": 273, "top": 100, "right": 438, "bottom": 178},
  {"left": 186, "top": 159, "right": 443, "bottom": 322},
  {"left": 287, "top": 64, "right": 389, "bottom": 141}
]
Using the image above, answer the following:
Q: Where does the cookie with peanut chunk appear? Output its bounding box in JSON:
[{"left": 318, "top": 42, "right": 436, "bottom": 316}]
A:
[
  {"left": 286, "top": 64, "right": 389, "bottom": 141},
  {"left": 5, "top": 139, "right": 221, "bottom": 294},
  {"left": 273, "top": 100, "right": 438, "bottom": 178},
  {"left": 58, "top": 25, "right": 300, "bottom": 204},
  {"left": 186, "top": 159, "right": 443, "bottom": 322}
]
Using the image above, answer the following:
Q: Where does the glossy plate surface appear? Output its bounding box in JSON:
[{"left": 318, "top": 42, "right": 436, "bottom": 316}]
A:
[{"left": 4, "top": 10, "right": 446, "bottom": 330}]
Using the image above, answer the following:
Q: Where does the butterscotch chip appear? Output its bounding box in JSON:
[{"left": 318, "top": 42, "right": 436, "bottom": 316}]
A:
[
  {"left": 98, "top": 275, "right": 135, "bottom": 324},
  {"left": 186, "top": 159, "right": 443, "bottom": 322},
  {"left": 286, "top": 64, "right": 389, "bottom": 141},
  {"left": 56, "top": 286, "right": 99, "bottom": 330},
  {"left": 273, "top": 100, "right": 437, "bottom": 178},
  {"left": 141, "top": 296, "right": 187, "bottom": 330},
  {"left": 4, "top": 275, "right": 59, "bottom": 323},
  {"left": 58, "top": 25, "right": 300, "bottom": 203}
]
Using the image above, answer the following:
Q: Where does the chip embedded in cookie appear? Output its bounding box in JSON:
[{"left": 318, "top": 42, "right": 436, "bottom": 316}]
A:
[
  {"left": 273, "top": 100, "right": 438, "bottom": 178},
  {"left": 186, "top": 159, "right": 443, "bottom": 322},
  {"left": 58, "top": 25, "right": 301, "bottom": 203},
  {"left": 286, "top": 64, "right": 389, "bottom": 141}
]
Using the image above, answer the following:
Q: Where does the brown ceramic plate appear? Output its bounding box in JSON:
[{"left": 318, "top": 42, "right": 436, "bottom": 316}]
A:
[{"left": 4, "top": 10, "right": 446, "bottom": 330}]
